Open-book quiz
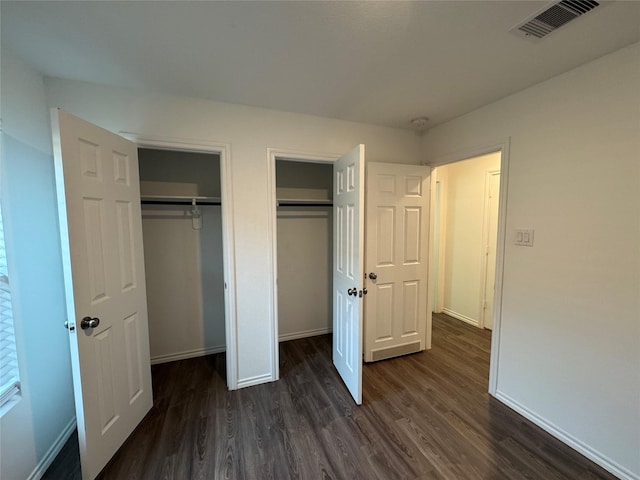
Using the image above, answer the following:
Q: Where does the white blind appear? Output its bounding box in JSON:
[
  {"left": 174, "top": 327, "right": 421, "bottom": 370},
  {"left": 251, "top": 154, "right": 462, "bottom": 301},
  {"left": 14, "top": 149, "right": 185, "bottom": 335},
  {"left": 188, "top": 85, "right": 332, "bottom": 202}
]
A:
[{"left": 0, "top": 203, "right": 20, "bottom": 409}]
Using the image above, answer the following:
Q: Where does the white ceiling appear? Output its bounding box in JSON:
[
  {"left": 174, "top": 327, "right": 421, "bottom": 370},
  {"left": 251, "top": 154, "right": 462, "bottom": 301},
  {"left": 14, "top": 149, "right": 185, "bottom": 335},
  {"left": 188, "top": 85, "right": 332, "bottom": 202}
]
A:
[{"left": 2, "top": 1, "right": 639, "bottom": 130}]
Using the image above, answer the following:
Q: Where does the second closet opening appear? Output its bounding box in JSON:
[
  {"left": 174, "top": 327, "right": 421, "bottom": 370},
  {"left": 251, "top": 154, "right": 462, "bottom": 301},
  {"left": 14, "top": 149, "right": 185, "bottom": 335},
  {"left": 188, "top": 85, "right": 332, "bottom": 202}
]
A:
[{"left": 276, "top": 159, "right": 334, "bottom": 343}]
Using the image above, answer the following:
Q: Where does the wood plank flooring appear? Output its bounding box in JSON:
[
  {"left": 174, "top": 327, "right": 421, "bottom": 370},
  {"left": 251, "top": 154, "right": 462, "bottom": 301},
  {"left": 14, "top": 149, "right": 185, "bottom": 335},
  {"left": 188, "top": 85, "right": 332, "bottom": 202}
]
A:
[{"left": 44, "top": 313, "right": 618, "bottom": 479}]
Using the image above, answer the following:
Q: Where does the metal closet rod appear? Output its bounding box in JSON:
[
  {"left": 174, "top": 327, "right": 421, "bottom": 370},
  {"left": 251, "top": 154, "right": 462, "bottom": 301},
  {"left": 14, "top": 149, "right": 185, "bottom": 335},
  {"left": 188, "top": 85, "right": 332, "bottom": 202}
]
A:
[
  {"left": 276, "top": 202, "right": 333, "bottom": 207},
  {"left": 141, "top": 200, "right": 221, "bottom": 206}
]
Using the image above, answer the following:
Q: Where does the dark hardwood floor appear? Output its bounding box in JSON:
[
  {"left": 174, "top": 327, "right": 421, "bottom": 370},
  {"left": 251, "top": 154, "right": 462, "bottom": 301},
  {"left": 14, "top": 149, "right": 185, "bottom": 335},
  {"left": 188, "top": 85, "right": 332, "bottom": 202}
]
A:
[{"left": 44, "top": 313, "right": 617, "bottom": 480}]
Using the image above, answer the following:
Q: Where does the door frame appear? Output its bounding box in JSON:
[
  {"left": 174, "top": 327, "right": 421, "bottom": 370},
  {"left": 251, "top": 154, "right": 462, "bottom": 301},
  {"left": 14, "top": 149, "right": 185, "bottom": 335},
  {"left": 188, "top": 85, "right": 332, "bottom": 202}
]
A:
[
  {"left": 426, "top": 138, "right": 510, "bottom": 395},
  {"left": 480, "top": 169, "right": 501, "bottom": 330},
  {"left": 266, "top": 148, "right": 340, "bottom": 381},
  {"left": 120, "top": 133, "right": 239, "bottom": 390},
  {"left": 431, "top": 179, "right": 444, "bottom": 314}
]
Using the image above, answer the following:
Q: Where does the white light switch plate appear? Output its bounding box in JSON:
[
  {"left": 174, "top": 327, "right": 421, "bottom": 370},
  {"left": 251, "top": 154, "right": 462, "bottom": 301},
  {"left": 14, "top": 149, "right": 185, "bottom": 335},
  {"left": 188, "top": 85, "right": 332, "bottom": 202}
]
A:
[{"left": 515, "top": 229, "right": 534, "bottom": 246}]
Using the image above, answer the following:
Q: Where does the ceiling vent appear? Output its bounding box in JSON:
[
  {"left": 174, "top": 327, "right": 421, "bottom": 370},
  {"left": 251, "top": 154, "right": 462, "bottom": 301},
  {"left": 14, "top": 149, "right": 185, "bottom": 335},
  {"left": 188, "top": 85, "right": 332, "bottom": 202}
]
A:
[{"left": 511, "top": 0, "right": 601, "bottom": 40}]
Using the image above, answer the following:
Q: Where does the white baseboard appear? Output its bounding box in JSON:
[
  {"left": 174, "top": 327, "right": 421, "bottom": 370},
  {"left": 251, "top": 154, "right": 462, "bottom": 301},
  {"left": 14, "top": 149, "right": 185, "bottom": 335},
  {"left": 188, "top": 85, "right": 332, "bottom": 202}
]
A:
[
  {"left": 441, "top": 308, "right": 479, "bottom": 327},
  {"left": 237, "top": 372, "right": 275, "bottom": 389},
  {"left": 495, "top": 391, "right": 638, "bottom": 480},
  {"left": 279, "top": 327, "right": 331, "bottom": 342},
  {"left": 150, "top": 345, "right": 226, "bottom": 365},
  {"left": 28, "top": 416, "right": 76, "bottom": 480}
]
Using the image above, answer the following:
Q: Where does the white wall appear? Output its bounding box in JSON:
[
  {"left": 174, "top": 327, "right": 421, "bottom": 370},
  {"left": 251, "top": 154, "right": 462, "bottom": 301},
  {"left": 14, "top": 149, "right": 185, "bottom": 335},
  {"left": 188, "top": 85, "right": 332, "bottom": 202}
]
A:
[
  {"left": 277, "top": 207, "right": 332, "bottom": 340},
  {"left": 422, "top": 43, "right": 640, "bottom": 479},
  {"left": 436, "top": 152, "right": 500, "bottom": 325},
  {"left": 44, "top": 78, "right": 422, "bottom": 387},
  {"left": 142, "top": 206, "right": 226, "bottom": 362},
  {"left": 0, "top": 49, "right": 76, "bottom": 480}
]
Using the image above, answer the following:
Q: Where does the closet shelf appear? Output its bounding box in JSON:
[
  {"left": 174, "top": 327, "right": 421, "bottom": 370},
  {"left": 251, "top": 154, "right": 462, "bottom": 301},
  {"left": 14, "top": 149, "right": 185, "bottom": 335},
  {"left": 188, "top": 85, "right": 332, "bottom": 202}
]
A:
[
  {"left": 276, "top": 199, "right": 333, "bottom": 207},
  {"left": 141, "top": 195, "right": 221, "bottom": 206}
]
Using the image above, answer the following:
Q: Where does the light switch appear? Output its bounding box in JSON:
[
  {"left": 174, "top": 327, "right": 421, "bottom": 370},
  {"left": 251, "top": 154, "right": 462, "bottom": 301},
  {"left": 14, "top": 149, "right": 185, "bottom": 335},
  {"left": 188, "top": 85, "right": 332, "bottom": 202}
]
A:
[{"left": 515, "top": 229, "right": 534, "bottom": 247}]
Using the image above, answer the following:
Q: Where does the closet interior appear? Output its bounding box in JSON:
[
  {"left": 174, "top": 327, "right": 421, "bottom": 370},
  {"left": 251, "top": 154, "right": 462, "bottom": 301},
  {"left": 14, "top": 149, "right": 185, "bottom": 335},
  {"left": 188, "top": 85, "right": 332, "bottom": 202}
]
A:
[
  {"left": 138, "top": 148, "right": 226, "bottom": 365},
  {"left": 276, "top": 159, "right": 334, "bottom": 341}
]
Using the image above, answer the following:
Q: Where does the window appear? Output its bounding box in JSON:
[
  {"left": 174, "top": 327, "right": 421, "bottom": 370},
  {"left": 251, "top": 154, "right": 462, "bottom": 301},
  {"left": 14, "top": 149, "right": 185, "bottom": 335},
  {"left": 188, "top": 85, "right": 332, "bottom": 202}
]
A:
[{"left": 0, "top": 202, "right": 20, "bottom": 414}]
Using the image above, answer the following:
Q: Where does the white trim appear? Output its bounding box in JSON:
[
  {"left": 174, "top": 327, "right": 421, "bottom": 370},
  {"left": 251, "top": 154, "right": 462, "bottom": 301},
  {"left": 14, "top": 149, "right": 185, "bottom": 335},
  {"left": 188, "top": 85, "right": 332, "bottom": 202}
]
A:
[
  {"left": 27, "top": 416, "right": 77, "bottom": 480},
  {"left": 431, "top": 179, "right": 443, "bottom": 314},
  {"left": 267, "top": 148, "right": 341, "bottom": 164},
  {"left": 266, "top": 148, "right": 339, "bottom": 384},
  {"left": 237, "top": 373, "right": 276, "bottom": 389},
  {"left": 119, "top": 132, "right": 239, "bottom": 390},
  {"left": 150, "top": 345, "right": 226, "bottom": 365},
  {"left": 441, "top": 308, "right": 479, "bottom": 327},
  {"left": 278, "top": 327, "right": 332, "bottom": 342},
  {"left": 495, "top": 391, "right": 639, "bottom": 480},
  {"left": 479, "top": 169, "right": 501, "bottom": 330},
  {"left": 428, "top": 138, "right": 510, "bottom": 397},
  {"left": 265, "top": 148, "right": 279, "bottom": 382}
]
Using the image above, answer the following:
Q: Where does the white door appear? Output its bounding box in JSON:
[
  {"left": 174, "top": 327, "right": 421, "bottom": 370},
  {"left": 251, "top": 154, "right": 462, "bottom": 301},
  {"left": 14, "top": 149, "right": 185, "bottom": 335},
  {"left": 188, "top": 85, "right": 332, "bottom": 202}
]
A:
[
  {"left": 333, "top": 145, "right": 365, "bottom": 405},
  {"left": 364, "top": 163, "right": 430, "bottom": 362},
  {"left": 52, "top": 109, "right": 153, "bottom": 480},
  {"left": 482, "top": 171, "right": 501, "bottom": 330}
]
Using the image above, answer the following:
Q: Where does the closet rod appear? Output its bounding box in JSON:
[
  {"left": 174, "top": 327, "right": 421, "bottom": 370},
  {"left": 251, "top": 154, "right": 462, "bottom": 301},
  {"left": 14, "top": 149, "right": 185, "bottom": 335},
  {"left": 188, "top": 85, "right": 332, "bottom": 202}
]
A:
[
  {"left": 141, "top": 200, "right": 221, "bottom": 206},
  {"left": 277, "top": 202, "right": 333, "bottom": 207}
]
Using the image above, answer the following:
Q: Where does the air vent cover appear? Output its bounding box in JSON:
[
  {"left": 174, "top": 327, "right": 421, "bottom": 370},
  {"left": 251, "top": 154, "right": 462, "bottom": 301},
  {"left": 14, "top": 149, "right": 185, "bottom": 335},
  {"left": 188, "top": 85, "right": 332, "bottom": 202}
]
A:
[{"left": 511, "top": 0, "right": 600, "bottom": 40}]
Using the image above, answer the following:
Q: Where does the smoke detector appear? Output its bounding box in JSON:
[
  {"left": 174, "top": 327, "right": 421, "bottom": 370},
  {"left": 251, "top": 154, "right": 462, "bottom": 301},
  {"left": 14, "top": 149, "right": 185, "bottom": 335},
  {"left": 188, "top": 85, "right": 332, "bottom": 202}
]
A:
[{"left": 511, "top": 0, "right": 601, "bottom": 41}]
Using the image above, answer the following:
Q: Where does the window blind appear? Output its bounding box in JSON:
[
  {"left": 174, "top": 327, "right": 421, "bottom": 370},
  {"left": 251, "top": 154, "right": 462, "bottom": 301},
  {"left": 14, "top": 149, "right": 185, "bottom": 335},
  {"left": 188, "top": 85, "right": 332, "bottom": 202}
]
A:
[{"left": 0, "top": 204, "right": 20, "bottom": 411}]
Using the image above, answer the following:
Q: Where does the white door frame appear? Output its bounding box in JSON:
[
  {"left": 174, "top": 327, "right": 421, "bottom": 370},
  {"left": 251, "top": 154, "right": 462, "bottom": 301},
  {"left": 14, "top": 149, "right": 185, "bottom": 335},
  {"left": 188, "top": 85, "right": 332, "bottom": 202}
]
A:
[
  {"left": 426, "top": 138, "right": 510, "bottom": 396},
  {"left": 480, "top": 169, "right": 501, "bottom": 330},
  {"left": 266, "top": 148, "right": 340, "bottom": 381},
  {"left": 120, "top": 133, "right": 239, "bottom": 390},
  {"left": 431, "top": 179, "right": 444, "bottom": 314}
]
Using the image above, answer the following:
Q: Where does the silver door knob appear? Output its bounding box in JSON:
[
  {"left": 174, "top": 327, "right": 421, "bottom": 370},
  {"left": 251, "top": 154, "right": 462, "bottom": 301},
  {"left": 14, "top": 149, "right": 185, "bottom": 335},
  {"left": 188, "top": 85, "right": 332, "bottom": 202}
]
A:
[
  {"left": 80, "top": 316, "right": 100, "bottom": 330},
  {"left": 368, "top": 272, "right": 377, "bottom": 280},
  {"left": 347, "top": 288, "right": 357, "bottom": 296}
]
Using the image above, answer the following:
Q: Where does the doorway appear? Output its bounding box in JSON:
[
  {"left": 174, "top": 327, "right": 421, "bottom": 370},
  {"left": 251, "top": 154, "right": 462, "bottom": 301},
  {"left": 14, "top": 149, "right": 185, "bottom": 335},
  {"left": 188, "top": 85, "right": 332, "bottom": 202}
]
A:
[
  {"left": 138, "top": 148, "right": 226, "bottom": 366},
  {"left": 267, "top": 150, "right": 337, "bottom": 374},
  {"left": 268, "top": 146, "right": 366, "bottom": 404},
  {"left": 431, "top": 152, "right": 501, "bottom": 329},
  {"left": 428, "top": 143, "right": 508, "bottom": 395},
  {"left": 122, "top": 134, "right": 238, "bottom": 389},
  {"left": 275, "top": 159, "right": 334, "bottom": 342}
]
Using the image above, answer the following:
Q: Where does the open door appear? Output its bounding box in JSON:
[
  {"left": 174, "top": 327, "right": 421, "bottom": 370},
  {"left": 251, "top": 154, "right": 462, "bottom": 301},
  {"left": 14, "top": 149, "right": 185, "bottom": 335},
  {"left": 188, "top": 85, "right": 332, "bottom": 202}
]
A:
[
  {"left": 364, "top": 162, "right": 430, "bottom": 362},
  {"left": 482, "top": 170, "right": 501, "bottom": 330},
  {"left": 333, "top": 145, "right": 365, "bottom": 405},
  {"left": 52, "top": 109, "right": 153, "bottom": 480}
]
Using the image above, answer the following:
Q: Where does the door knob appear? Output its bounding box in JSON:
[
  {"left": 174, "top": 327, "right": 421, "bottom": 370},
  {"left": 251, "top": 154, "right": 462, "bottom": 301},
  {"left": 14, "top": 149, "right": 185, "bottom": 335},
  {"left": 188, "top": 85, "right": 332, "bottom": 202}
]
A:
[
  {"left": 64, "top": 321, "right": 75, "bottom": 332},
  {"left": 347, "top": 288, "right": 357, "bottom": 296},
  {"left": 368, "top": 272, "right": 377, "bottom": 280},
  {"left": 80, "top": 316, "right": 100, "bottom": 330}
]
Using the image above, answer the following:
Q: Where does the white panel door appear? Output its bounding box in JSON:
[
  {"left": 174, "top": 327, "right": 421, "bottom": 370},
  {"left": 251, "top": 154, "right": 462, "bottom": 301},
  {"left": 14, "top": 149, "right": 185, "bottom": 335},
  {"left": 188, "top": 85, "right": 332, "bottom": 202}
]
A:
[
  {"left": 483, "top": 171, "right": 501, "bottom": 330},
  {"left": 333, "top": 145, "right": 364, "bottom": 405},
  {"left": 364, "top": 162, "right": 430, "bottom": 362},
  {"left": 52, "top": 109, "right": 153, "bottom": 480}
]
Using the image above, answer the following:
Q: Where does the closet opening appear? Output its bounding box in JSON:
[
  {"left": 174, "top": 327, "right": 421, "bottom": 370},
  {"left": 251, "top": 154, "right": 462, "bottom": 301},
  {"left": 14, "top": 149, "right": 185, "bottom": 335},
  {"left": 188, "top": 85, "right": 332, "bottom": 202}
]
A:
[
  {"left": 138, "top": 147, "right": 228, "bottom": 383},
  {"left": 274, "top": 158, "right": 334, "bottom": 346}
]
